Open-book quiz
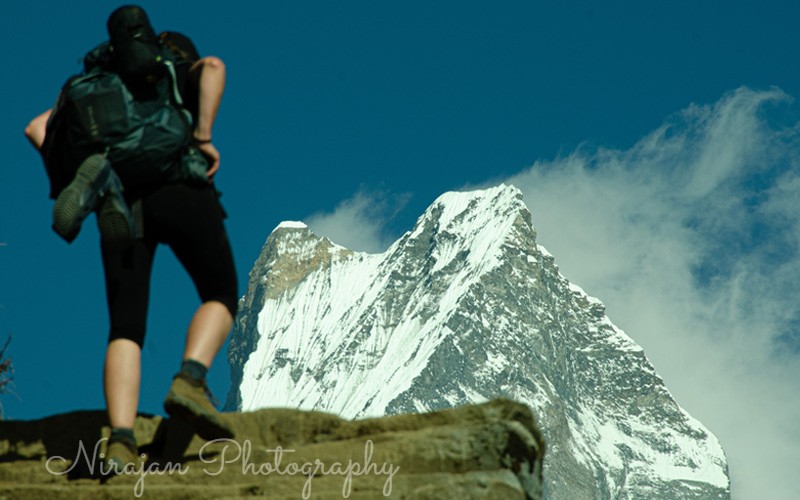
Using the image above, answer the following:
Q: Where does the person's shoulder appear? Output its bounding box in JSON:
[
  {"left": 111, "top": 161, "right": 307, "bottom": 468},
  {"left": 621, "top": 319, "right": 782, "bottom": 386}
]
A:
[{"left": 159, "top": 31, "right": 201, "bottom": 64}]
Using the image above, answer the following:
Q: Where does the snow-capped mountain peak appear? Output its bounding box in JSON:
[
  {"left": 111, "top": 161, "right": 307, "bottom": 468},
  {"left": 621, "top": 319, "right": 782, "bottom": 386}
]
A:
[{"left": 226, "top": 184, "right": 729, "bottom": 499}]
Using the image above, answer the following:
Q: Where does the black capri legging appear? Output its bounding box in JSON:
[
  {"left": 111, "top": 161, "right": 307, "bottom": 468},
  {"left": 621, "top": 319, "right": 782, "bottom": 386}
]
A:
[{"left": 101, "top": 181, "right": 238, "bottom": 348}]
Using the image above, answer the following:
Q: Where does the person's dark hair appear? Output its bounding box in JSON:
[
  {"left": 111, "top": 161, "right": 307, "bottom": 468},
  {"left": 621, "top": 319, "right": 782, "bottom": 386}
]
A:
[{"left": 159, "top": 31, "right": 201, "bottom": 65}]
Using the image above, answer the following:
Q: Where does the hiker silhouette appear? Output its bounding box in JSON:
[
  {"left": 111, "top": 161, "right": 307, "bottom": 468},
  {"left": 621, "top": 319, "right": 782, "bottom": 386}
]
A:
[{"left": 24, "top": 5, "right": 238, "bottom": 473}]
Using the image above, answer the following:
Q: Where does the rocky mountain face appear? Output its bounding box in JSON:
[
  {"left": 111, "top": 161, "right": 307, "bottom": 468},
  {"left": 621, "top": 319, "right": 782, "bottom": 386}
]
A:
[
  {"left": 0, "top": 399, "right": 543, "bottom": 499},
  {"left": 226, "top": 184, "right": 730, "bottom": 499}
]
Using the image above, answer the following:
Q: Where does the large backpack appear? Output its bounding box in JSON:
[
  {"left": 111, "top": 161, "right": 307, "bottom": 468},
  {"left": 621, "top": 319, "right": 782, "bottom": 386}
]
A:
[{"left": 42, "top": 6, "right": 201, "bottom": 199}]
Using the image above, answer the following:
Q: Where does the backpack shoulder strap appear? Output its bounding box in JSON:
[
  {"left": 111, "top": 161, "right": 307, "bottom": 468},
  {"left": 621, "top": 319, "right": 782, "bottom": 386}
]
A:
[{"left": 161, "top": 56, "right": 186, "bottom": 108}]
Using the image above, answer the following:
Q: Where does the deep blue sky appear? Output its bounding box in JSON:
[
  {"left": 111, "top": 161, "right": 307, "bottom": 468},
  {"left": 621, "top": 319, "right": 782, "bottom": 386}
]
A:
[
  {"left": 2, "top": 2, "right": 800, "bottom": 496},
  {"left": 3, "top": 0, "right": 796, "bottom": 418}
]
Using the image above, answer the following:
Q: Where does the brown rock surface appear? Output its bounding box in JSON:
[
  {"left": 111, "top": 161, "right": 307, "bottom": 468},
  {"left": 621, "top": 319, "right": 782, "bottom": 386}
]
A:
[{"left": 0, "top": 398, "right": 544, "bottom": 499}]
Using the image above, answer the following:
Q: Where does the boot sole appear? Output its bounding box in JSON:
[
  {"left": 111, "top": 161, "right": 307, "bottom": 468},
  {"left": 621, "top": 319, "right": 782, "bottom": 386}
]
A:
[
  {"left": 164, "top": 394, "right": 234, "bottom": 441},
  {"left": 53, "top": 155, "right": 108, "bottom": 242}
]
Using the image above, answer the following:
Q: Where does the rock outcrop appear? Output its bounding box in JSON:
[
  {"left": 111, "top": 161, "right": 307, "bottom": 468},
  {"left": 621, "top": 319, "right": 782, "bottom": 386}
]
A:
[{"left": 0, "top": 398, "right": 543, "bottom": 499}]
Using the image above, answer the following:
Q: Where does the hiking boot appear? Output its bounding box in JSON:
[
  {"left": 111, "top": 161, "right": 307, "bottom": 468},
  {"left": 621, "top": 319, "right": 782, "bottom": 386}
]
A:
[
  {"left": 97, "top": 172, "right": 134, "bottom": 251},
  {"left": 163, "top": 373, "right": 234, "bottom": 440},
  {"left": 53, "top": 154, "right": 112, "bottom": 243},
  {"left": 104, "top": 438, "right": 139, "bottom": 475}
]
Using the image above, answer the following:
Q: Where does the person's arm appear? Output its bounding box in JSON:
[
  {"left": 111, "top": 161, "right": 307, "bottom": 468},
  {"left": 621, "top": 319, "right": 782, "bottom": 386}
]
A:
[
  {"left": 188, "top": 56, "right": 226, "bottom": 179},
  {"left": 24, "top": 109, "right": 52, "bottom": 150}
]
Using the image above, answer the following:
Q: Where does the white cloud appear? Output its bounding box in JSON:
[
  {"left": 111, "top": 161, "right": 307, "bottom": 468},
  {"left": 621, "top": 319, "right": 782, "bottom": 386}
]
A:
[
  {"left": 307, "top": 87, "right": 800, "bottom": 499},
  {"left": 304, "top": 189, "right": 410, "bottom": 253},
  {"left": 504, "top": 87, "right": 800, "bottom": 500}
]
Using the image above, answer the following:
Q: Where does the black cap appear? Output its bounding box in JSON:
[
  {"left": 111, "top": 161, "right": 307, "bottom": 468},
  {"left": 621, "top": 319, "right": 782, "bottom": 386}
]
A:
[{"left": 107, "top": 5, "right": 157, "bottom": 44}]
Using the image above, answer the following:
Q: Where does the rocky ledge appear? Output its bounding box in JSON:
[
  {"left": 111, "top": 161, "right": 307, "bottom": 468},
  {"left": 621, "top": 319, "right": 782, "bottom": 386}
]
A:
[{"left": 0, "top": 398, "right": 544, "bottom": 499}]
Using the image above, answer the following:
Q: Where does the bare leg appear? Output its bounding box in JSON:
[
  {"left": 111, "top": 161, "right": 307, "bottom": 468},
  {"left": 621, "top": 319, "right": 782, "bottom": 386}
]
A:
[
  {"left": 104, "top": 338, "right": 141, "bottom": 429},
  {"left": 163, "top": 300, "right": 235, "bottom": 440},
  {"left": 182, "top": 300, "right": 233, "bottom": 368}
]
